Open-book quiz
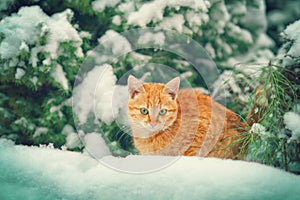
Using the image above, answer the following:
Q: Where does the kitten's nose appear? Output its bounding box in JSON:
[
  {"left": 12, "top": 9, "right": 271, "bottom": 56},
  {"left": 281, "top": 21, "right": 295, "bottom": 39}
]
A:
[{"left": 150, "top": 121, "right": 158, "bottom": 127}]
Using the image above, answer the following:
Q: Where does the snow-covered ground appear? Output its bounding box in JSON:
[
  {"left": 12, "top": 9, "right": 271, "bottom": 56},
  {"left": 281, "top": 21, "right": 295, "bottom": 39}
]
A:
[{"left": 0, "top": 139, "right": 299, "bottom": 200}]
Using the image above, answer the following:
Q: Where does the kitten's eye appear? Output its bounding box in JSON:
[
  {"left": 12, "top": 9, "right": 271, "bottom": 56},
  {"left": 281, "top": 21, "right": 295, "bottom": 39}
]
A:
[
  {"left": 140, "top": 108, "right": 149, "bottom": 115},
  {"left": 159, "top": 109, "right": 167, "bottom": 115}
]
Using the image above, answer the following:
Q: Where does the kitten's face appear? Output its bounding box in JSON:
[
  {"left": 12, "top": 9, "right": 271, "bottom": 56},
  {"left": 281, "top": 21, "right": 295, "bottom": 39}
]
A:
[{"left": 127, "top": 76, "right": 180, "bottom": 138}]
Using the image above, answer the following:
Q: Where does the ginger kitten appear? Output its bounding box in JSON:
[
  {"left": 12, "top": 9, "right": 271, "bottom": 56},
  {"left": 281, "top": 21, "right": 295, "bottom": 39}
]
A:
[{"left": 127, "top": 75, "right": 244, "bottom": 159}]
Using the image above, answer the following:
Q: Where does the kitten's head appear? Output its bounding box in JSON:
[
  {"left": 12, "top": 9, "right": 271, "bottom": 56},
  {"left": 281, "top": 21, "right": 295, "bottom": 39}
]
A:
[{"left": 127, "top": 75, "right": 180, "bottom": 138}]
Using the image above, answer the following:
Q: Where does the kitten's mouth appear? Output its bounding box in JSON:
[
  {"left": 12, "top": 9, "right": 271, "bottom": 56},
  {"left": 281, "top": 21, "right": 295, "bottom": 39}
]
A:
[
  {"left": 146, "top": 123, "right": 164, "bottom": 132},
  {"left": 147, "top": 127, "right": 161, "bottom": 132},
  {"left": 133, "top": 130, "right": 159, "bottom": 138}
]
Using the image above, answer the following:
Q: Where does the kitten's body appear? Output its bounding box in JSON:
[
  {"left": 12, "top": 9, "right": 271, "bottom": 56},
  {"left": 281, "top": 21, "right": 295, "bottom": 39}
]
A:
[{"left": 127, "top": 76, "right": 244, "bottom": 158}]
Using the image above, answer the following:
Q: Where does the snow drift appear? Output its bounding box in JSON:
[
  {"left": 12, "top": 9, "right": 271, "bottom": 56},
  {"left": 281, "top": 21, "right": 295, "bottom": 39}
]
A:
[{"left": 0, "top": 139, "right": 299, "bottom": 200}]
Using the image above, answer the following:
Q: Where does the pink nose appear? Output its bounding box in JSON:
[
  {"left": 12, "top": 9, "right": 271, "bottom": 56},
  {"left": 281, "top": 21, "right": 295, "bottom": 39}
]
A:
[{"left": 150, "top": 121, "right": 158, "bottom": 127}]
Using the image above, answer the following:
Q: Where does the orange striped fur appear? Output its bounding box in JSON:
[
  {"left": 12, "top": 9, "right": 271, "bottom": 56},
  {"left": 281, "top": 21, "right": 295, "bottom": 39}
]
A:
[{"left": 127, "top": 75, "right": 244, "bottom": 159}]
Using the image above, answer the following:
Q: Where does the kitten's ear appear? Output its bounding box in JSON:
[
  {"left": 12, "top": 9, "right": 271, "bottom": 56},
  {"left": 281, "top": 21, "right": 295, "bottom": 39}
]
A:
[
  {"left": 165, "top": 77, "right": 180, "bottom": 100},
  {"left": 127, "top": 75, "right": 145, "bottom": 99}
]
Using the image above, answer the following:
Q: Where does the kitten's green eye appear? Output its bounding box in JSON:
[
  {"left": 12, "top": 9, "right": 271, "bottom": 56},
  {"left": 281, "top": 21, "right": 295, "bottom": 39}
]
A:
[
  {"left": 140, "top": 108, "right": 148, "bottom": 115},
  {"left": 159, "top": 109, "right": 167, "bottom": 115}
]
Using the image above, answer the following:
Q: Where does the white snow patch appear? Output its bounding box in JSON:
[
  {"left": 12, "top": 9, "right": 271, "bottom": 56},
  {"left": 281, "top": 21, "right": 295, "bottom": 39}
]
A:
[
  {"left": 227, "top": 22, "right": 253, "bottom": 44},
  {"left": 205, "top": 43, "right": 216, "bottom": 59},
  {"left": 234, "top": 64, "right": 263, "bottom": 78},
  {"left": 13, "top": 117, "right": 35, "bottom": 130},
  {"left": 250, "top": 123, "right": 269, "bottom": 136},
  {"left": 15, "top": 68, "right": 25, "bottom": 79},
  {"left": 212, "top": 70, "right": 242, "bottom": 101},
  {"left": 256, "top": 33, "right": 275, "bottom": 49},
  {"left": 49, "top": 98, "right": 71, "bottom": 119},
  {"left": 92, "top": 0, "right": 121, "bottom": 12},
  {"left": 95, "top": 84, "right": 128, "bottom": 125},
  {"left": 226, "top": 1, "right": 246, "bottom": 15},
  {"left": 61, "top": 124, "right": 74, "bottom": 136},
  {"left": 129, "top": 52, "right": 152, "bottom": 62},
  {"left": 19, "top": 41, "right": 29, "bottom": 51},
  {"left": 73, "top": 64, "right": 127, "bottom": 125},
  {"left": 33, "top": 127, "right": 48, "bottom": 138},
  {"left": 127, "top": 0, "right": 165, "bottom": 27},
  {"left": 73, "top": 64, "right": 115, "bottom": 125},
  {"left": 112, "top": 15, "right": 122, "bottom": 25},
  {"left": 216, "top": 37, "right": 232, "bottom": 56},
  {"left": 284, "top": 111, "right": 300, "bottom": 141},
  {"left": 127, "top": 0, "right": 209, "bottom": 27},
  {"left": 117, "top": 1, "right": 135, "bottom": 16},
  {"left": 240, "top": 0, "right": 267, "bottom": 34},
  {"left": 282, "top": 19, "right": 300, "bottom": 61},
  {"left": 51, "top": 64, "right": 69, "bottom": 90},
  {"left": 61, "top": 124, "right": 82, "bottom": 149},
  {"left": 98, "top": 29, "right": 131, "bottom": 55},
  {"left": 210, "top": 2, "right": 230, "bottom": 34},
  {"left": 42, "top": 57, "right": 51, "bottom": 65},
  {"left": 30, "top": 76, "right": 38, "bottom": 85},
  {"left": 0, "top": 139, "right": 299, "bottom": 199},
  {"left": 137, "top": 31, "right": 165, "bottom": 46},
  {"left": 159, "top": 14, "right": 185, "bottom": 33},
  {"left": 0, "top": 6, "right": 83, "bottom": 65},
  {"left": 45, "top": 8, "right": 83, "bottom": 58},
  {"left": 83, "top": 132, "right": 111, "bottom": 159},
  {"left": 185, "top": 10, "right": 208, "bottom": 28}
]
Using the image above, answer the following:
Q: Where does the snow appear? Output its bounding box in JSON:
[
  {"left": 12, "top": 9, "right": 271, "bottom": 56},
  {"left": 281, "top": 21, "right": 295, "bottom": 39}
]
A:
[
  {"left": 14, "top": 117, "right": 27, "bottom": 125},
  {"left": 112, "top": 15, "right": 122, "bottom": 25},
  {"left": 210, "top": 2, "right": 230, "bottom": 35},
  {"left": 126, "top": 0, "right": 210, "bottom": 28},
  {"left": 92, "top": 0, "right": 121, "bottom": 12},
  {"left": 45, "top": 8, "right": 83, "bottom": 58},
  {"left": 211, "top": 62, "right": 267, "bottom": 103},
  {"left": 96, "top": 84, "right": 128, "bottom": 126},
  {"left": 284, "top": 111, "right": 300, "bottom": 141},
  {"left": 232, "top": 35, "right": 275, "bottom": 64},
  {"left": 0, "top": 139, "right": 300, "bottom": 199},
  {"left": 73, "top": 64, "right": 128, "bottom": 125},
  {"left": 205, "top": 43, "right": 216, "bottom": 58},
  {"left": 216, "top": 38, "right": 232, "bottom": 57},
  {"left": 212, "top": 70, "right": 248, "bottom": 102},
  {"left": 186, "top": 11, "right": 201, "bottom": 27},
  {"left": 30, "top": 76, "right": 38, "bottom": 85},
  {"left": 235, "top": 63, "right": 264, "bottom": 77},
  {"left": 83, "top": 132, "right": 111, "bottom": 159},
  {"left": 226, "top": 1, "right": 246, "bottom": 16},
  {"left": 73, "top": 64, "right": 114, "bottom": 125},
  {"left": 127, "top": 0, "right": 165, "bottom": 27},
  {"left": 240, "top": 0, "right": 267, "bottom": 33},
  {"left": 117, "top": 1, "right": 135, "bottom": 17},
  {"left": 33, "top": 127, "right": 48, "bottom": 138},
  {"left": 227, "top": 22, "right": 253, "bottom": 44},
  {"left": 137, "top": 31, "right": 165, "bottom": 46},
  {"left": 61, "top": 124, "right": 82, "bottom": 149},
  {"left": 50, "top": 64, "right": 69, "bottom": 90},
  {"left": 79, "top": 30, "right": 91, "bottom": 39},
  {"left": 19, "top": 41, "right": 29, "bottom": 51},
  {"left": 250, "top": 123, "right": 269, "bottom": 136},
  {"left": 65, "top": 132, "right": 82, "bottom": 149},
  {"left": 15, "top": 68, "right": 25, "bottom": 79},
  {"left": 49, "top": 98, "right": 71, "bottom": 119},
  {"left": 158, "top": 14, "right": 185, "bottom": 33},
  {"left": 185, "top": 10, "right": 208, "bottom": 28},
  {"left": 0, "top": 6, "right": 83, "bottom": 66},
  {"left": 98, "top": 29, "right": 132, "bottom": 55},
  {"left": 282, "top": 19, "right": 300, "bottom": 60}
]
